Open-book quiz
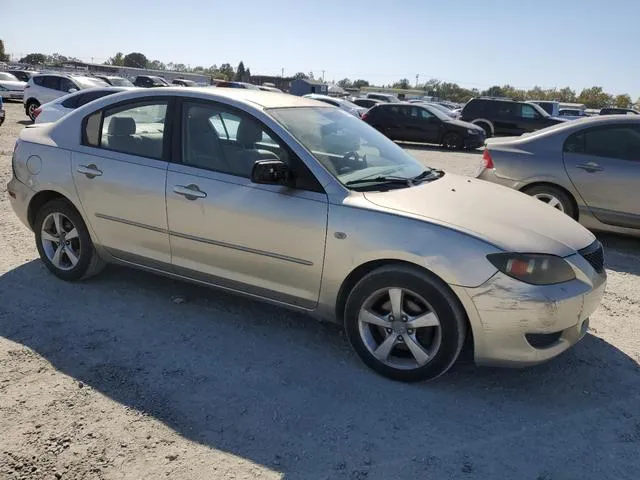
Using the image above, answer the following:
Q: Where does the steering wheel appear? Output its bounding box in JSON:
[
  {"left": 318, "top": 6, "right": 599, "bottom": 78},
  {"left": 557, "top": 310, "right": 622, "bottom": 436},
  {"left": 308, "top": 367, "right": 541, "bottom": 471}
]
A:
[{"left": 336, "top": 151, "right": 367, "bottom": 174}]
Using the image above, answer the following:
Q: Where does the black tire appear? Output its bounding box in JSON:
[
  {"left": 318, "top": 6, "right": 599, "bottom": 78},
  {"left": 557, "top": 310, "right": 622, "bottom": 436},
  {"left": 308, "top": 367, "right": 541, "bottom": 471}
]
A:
[
  {"left": 26, "top": 99, "right": 40, "bottom": 121},
  {"left": 474, "top": 121, "right": 492, "bottom": 138},
  {"left": 344, "top": 265, "right": 466, "bottom": 382},
  {"left": 522, "top": 184, "right": 577, "bottom": 219},
  {"left": 442, "top": 131, "right": 463, "bottom": 150},
  {"left": 34, "top": 199, "right": 105, "bottom": 281}
]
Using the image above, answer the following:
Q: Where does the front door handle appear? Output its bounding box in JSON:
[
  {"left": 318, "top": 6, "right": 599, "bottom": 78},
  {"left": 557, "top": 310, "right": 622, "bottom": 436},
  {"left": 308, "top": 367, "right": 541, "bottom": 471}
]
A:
[
  {"left": 77, "top": 164, "right": 103, "bottom": 178},
  {"left": 576, "top": 162, "right": 603, "bottom": 173},
  {"left": 173, "top": 184, "right": 207, "bottom": 200}
]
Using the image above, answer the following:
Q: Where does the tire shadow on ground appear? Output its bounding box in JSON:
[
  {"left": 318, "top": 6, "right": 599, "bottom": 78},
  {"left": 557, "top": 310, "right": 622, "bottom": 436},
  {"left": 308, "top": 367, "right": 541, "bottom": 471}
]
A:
[{"left": 1, "top": 260, "right": 639, "bottom": 480}]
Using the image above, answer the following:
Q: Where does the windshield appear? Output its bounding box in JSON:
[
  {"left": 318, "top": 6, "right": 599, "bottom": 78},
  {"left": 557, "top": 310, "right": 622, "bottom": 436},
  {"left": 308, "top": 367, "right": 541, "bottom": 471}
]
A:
[
  {"left": 0, "top": 72, "right": 19, "bottom": 81},
  {"left": 151, "top": 76, "right": 170, "bottom": 85},
  {"left": 109, "top": 77, "right": 134, "bottom": 87},
  {"left": 529, "top": 102, "right": 551, "bottom": 117},
  {"left": 75, "top": 77, "right": 109, "bottom": 88},
  {"left": 269, "top": 107, "right": 429, "bottom": 188},
  {"left": 424, "top": 103, "right": 453, "bottom": 120}
]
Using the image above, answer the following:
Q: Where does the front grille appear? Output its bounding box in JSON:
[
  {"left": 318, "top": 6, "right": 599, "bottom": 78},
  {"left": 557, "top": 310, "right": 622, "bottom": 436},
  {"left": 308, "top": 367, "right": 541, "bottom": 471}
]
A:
[{"left": 579, "top": 240, "right": 605, "bottom": 273}]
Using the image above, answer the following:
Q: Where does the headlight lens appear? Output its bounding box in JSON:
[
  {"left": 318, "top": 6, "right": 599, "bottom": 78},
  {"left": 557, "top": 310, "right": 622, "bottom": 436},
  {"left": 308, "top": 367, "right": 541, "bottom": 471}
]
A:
[
  {"left": 467, "top": 129, "right": 477, "bottom": 134},
  {"left": 487, "top": 253, "right": 576, "bottom": 285}
]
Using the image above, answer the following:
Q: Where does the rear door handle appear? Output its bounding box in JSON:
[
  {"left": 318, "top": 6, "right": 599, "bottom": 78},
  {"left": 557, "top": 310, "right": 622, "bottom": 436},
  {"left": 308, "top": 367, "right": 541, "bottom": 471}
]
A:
[
  {"left": 77, "top": 164, "right": 103, "bottom": 178},
  {"left": 576, "top": 162, "right": 603, "bottom": 173},
  {"left": 173, "top": 184, "right": 207, "bottom": 200}
]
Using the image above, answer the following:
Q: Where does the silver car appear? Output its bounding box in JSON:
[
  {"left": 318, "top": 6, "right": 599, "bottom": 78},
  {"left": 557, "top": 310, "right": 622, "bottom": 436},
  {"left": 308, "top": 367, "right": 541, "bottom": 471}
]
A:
[
  {"left": 7, "top": 88, "right": 606, "bottom": 382},
  {"left": 478, "top": 115, "right": 640, "bottom": 237}
]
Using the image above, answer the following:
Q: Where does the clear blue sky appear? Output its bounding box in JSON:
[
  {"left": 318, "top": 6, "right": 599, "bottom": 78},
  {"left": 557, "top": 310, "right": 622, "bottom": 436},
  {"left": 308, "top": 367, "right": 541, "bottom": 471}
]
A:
[{"left": 4, "top": 0, "right": 639, "bottom": 98}]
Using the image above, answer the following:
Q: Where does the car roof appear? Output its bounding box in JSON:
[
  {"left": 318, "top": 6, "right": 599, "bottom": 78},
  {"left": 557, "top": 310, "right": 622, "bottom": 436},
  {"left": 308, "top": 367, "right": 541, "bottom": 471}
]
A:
[{"left": 63, "top": 86, "right": 326, "bottom": 109}]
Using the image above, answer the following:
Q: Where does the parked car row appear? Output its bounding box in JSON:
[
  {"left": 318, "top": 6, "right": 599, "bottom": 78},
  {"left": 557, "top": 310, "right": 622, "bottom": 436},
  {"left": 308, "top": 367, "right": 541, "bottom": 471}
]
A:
[{"left": 7, "top": 87, "right": 606, "bottom": 382}]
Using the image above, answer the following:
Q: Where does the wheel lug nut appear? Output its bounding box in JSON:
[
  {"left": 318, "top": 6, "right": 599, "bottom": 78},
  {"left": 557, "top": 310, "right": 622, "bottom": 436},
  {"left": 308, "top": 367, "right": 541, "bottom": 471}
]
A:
[
  {"left": 386, "top": 328, "right": 392, "bottom": 334},
  {"left": 388, "top": 315, "right": 394, "bottom": 321},
  {"left": 407, "top": 329, "right": 414, "bottom": 334},
  {"left": 402, "top": 316, "right": 408, "bottom": 322},
  {"left": 398, "top": 335, "right": 404, "bottom": 342}
]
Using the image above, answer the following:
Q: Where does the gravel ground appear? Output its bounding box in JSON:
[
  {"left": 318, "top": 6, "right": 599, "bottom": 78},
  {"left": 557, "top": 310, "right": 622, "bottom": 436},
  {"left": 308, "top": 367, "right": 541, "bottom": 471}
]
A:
[{"left": 1, "top": 101, "right": 639, "bottom": 480}]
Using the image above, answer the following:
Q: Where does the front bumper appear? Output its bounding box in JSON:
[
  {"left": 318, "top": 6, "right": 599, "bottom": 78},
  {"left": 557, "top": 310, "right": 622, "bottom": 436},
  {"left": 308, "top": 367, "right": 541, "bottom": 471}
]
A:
[
  {"left": 453, "top": 252, "right": 606, "bottom": 367},
  {"left": 7, "top": 176, "right": 34, "bottom": 230}
]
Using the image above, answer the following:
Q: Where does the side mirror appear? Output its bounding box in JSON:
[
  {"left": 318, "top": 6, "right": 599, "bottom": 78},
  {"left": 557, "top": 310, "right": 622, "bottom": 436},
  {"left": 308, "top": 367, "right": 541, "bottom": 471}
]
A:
[
  {"left": 68, "top": 88, "right": 78, "bottom": 93},
  {"left": 251, "top": 160, "right": 292, "bottom": 186}
]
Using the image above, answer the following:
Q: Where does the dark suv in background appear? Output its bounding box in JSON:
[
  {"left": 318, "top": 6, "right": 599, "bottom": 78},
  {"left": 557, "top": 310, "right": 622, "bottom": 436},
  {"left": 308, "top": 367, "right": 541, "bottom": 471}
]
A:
[
  {"left": 363, "top": 102, "right": 486, "bottom": 149},
  {"left": 460, "top": 97, "right": 565, "bottom": 137}
]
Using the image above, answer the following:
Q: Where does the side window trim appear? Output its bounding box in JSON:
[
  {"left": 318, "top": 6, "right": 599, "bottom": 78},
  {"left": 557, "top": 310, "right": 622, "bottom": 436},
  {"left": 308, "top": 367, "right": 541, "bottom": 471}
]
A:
[
  {"left": 80, "top": 96, "right": 175, "bottom": 162},
  {"left": 174, "top": 97, "right": 326, "bottom": 193}
]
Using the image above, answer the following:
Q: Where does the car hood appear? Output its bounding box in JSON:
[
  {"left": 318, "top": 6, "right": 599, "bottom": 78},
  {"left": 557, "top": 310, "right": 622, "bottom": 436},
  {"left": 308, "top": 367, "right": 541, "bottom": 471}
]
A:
[
  {"left": 362, "top": 173, "right": 595, "bottom": 256},
  {"left": 444, "top": 118, "right": 483, "bottom": 131},
  {"left": 0, "top": 80, "right": 26, "bottom": 90}
]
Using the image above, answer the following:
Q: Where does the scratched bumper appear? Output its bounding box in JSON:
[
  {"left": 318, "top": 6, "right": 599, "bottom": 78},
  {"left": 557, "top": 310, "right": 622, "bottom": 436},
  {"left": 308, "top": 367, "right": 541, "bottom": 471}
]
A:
[{"left": 458, "top": 253, "right": 607, "bottom": 367}]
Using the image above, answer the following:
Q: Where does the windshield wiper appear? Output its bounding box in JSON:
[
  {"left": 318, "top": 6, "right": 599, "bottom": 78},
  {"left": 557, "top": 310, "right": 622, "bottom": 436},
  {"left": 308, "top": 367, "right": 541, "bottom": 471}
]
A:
[
  {"left": 345, "top": 176, "right": 412, "bottom": 188},
  {"left": 411, "top": 169, "right": 443, "bottom": 184}
]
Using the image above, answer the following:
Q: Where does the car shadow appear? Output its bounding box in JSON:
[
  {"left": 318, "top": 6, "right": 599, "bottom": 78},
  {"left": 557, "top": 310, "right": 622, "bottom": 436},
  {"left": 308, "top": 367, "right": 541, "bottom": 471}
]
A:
[
  {"left": 16, "top": 119, "right": 32, "bottom": 126},
  {"left": 396, "top": 142, "right": 483, "bottom": 155},
  {"left": 1, "top": 260, "right": 639, "bottom": 479},
  {"left": 598, "top": 232, "right": 640, "bottom": 275}
]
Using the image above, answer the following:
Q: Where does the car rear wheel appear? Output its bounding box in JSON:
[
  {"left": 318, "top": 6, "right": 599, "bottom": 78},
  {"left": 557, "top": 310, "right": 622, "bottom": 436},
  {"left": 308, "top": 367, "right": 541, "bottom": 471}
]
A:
[
  {"left": 344, "top": 265, "right": 466, "bottom": 382},
  {"left": 522, "top": 185, "right": 576, "bottom": 219},
  {"left": 474, "top": 121, "right": 492, "bottom": 138},
  {"left": 26, "top": 100, "right": 40, "bottom": 121},
  {"left": 442, "top": 132, "right": 463, "bottom": 150},
  {"left": 34, "top": 199, "right": 105, "bottom": 281}
]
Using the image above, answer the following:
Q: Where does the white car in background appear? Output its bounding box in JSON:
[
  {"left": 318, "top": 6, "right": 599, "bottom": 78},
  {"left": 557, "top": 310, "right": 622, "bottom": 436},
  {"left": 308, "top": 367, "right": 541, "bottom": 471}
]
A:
[
  {"left": 34, "top": 87, "right": 136, "bottom": 124},
  {"left": 0, "top": 71, "right": 27, "bottom": 101},
  {"left": 303, "top": 93, "right": 367, "bottom": 117},
  {"left": 23, "top": 73, "right": 109, "bottom": 120}
]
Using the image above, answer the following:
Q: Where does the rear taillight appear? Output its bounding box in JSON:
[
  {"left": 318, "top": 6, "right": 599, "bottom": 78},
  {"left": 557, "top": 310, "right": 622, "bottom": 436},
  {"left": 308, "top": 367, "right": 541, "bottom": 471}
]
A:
[
  {"left": 361, "top": 112, "right": 369, "bottom": 121},
  {"left": 33, "top": 107, "right": 42, "bottom": 119},
  {"left": 24, "top": 84, "right": 30, "bottom": 89},
  {"left": 482, "top": 148, "right": 494, "bottom": 169}
]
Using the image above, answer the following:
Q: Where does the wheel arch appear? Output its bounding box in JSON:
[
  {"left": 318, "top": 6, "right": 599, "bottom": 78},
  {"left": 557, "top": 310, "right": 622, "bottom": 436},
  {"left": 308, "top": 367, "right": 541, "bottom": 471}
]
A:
[
  {"left": 28, "top": 190, "right": 79, "bottom": 229},
  {"left": 334, "top": 259, "right": 473, "bottom": 355},
  {"left": 519, "top": 181, "right": 579, "bottom": 220},
  {"left": 471, "top": 118, "right": 494, "bottom": 136}
]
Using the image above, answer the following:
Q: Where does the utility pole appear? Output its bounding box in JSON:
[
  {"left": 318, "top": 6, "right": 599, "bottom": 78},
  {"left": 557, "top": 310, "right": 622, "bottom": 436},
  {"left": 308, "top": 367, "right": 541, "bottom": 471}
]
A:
[
  {"left": 321, "top": 70, "right": 325, "bottom": 81},
  {"left": 281, "top": 67, "right": 284, "bottom": 77},
  {"left": 416, "top": 74, "right": 419, "bottom": 87}
]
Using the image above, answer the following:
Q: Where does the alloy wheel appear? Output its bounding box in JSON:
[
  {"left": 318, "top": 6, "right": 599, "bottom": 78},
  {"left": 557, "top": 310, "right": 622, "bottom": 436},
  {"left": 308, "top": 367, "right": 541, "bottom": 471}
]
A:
[
  {"left": 40, "top": 212, "right": 81, "bottom": 271},
  {"left": 533, "top": 193, "right": 565, "bottom": 212},
  {"left": 357, "top": 287, "right": 442, "bottom": 370}
]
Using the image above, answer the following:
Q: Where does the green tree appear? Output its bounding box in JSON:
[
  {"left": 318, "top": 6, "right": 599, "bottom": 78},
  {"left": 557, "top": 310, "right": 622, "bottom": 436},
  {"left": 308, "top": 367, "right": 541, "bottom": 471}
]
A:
[
  {"left": 292, "top": 72, "right": 308, "bottom": 80},
  {"left": 501, "top": 85, "right": 526, "bottom": 101},
  {"left": 555, "top": 87, "right": 576, "bottom": 103},
  {"left": 19, "top": 53, "right": 48, "bottom": 65},
  {"left": 123, "top": 52, "right": 148, "bottom": 68},
  {"left": 173, "top": 63, "right": 187, "bottom": 72},
  {"left": 235, "top": 61, "right": 246, "bottom": 81},
  {"left": 148, "top": 60, "right": 166, "bottom": 70},
  {"left": 352, "top": 79, "right": 369, "bottom": 89},
  {"left": 337, "top": 78, "right": 352, "bottom": 88},
  {"left": 106, "top": 52, "right": 125, "bottom": 66},
  {"left": 614, "top": 94, "right": 631, "bottom": 108},
  {"left": 482, "top": 85, "right": 506, "bottom": 97},
  {"left": 577, "top": 86, "right": 612, "bottom": 109},
  {"left": 0, "top": 40, "right": 9, "bottom": 62},
  {"left": 245, "top": 67, "right": 251, "bottom": 80},
  {"left": 525, "top": 86, "right": 547, "bottom": 100},
  {"left": 218, "top": 63, "right": 235, "bottom": 81},
  {"left": 392, "top": 78, "right": 410, "bottom": 89}
]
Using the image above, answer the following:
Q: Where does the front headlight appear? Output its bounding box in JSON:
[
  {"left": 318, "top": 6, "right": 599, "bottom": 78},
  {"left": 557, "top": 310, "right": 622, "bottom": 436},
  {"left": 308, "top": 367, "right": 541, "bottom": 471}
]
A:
[
  {"left": 467, "top": 128, "right": 478, "bottom": 135},
  {"left": 487, "top": 253, "right": 576, "bottom": 285}
]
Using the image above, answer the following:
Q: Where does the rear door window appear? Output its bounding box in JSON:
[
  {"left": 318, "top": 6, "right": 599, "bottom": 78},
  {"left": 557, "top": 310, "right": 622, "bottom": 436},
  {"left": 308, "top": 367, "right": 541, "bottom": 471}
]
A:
[
  {"left": 40, "top": 76, "right": 62, "bottom": 90},
  {"left": 583, "top": 126, "right": 640, "bottom": 161},
  {"left": 519, "top": 104, "right": 539, "bottom": 119}
]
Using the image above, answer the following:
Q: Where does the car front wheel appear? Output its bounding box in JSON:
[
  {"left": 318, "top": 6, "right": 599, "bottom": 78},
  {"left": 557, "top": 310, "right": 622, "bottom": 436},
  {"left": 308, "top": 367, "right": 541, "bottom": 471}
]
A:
[
  {"left": 34, "top": 199, "right": 105, "bottom": 281},
  {"left": 26, "top": 100, "right": 40, "bottom": 121},
  {"left": 344, "top": 265, "right": 466, "bottom": 382}
]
